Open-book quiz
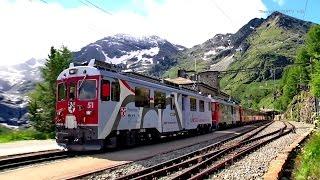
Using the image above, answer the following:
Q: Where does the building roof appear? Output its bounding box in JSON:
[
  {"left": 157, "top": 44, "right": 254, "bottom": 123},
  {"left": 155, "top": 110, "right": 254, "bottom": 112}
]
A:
[{"left": 164, "top": 77, "right": 195, "bottom": 85}]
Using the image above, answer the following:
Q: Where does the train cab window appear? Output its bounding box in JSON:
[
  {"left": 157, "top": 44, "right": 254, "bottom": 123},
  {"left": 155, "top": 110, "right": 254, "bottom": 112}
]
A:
[
  {"left": 199, "top": 100, "right": 205, "bottom": 112},
  {"left": 111, "top": 82, "right": 120, "bottom": 102},
  {"left": 208, "top": 102, "right": 211, "bottom": 111},
  {"left": 101, "top": 80, "right": 110, "bottom": 101},
  {"left": 78, "top": 80, "right": 96, "bottom": 100},
  {"left": 69, "top": 83, "right": 76, "bottom": 100},
  {"left": 154, "top": 91, "right": 166, "bottom": 109},
  {"left": 190, "top": 98, "right": 197, "bottom": 111},
  {"left": 57, "top": 83, "right": 66, "bottom": 101},
  {"left": 135, "top": 87, "right": 150, "bottom": 107}
]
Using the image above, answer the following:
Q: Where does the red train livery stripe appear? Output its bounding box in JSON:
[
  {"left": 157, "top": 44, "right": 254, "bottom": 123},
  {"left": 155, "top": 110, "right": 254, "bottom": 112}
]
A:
[{"left": 120, "top": 79, "right": 135, "bottom": 94}]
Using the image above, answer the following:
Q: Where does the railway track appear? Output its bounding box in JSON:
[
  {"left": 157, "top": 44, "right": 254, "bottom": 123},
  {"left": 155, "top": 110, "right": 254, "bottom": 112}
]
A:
[
  {"left": 116, "top": 121, "right": 294, "bottom": 180},
  {"left": 0, "top": 122, "right": 268, "bottom": 173},
  {"left": 66, "top": 121, "right": 271, "bottom": 179},
  {"left": 0, "top": 149, "right": 75, "bottom": 170}
]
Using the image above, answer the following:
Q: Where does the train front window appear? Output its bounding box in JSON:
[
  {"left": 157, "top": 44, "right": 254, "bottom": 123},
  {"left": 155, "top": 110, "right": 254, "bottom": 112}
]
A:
[
  {"left": 69, "top": 83, "right": 76, "bottom": 100},
  {"left": 78, "top": 80, "right": 96, "bottom": 100},
  {"left": 57, "top": 83, "right": 66, "bottom": 101}
]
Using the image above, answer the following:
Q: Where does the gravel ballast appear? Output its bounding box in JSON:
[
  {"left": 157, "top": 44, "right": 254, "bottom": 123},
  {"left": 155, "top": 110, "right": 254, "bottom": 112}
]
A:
[
  {"left": 84, "top": 121, "right": 312, "bottom": 180},
  {"left": 209, "top": 121, "right": 313, "bottom": 180}
]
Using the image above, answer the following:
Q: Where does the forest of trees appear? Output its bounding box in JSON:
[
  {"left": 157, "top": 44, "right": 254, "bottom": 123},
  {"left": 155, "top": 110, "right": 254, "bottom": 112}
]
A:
[{"left": 275, "top": 25, "right": 320, "bottom": 111}]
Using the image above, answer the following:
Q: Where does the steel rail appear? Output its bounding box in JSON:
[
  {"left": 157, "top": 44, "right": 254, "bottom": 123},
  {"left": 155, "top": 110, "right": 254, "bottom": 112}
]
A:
[
  {"left": 116, "top": 121, "right": 273, "bottom": 180},
  {"left": 0, "top": 150, "right": 74, "bottom": 170},
  {"left": 173, "top": 122, "right": 294, "bottom": 180}
]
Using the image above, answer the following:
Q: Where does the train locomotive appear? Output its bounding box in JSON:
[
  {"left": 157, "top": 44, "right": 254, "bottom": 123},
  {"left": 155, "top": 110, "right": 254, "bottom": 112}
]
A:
[{"left": 55, "top": 59, "right": 269, "bottom": 151}]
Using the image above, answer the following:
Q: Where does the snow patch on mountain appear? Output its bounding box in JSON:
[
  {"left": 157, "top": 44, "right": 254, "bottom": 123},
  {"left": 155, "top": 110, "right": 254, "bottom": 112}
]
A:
[
  {"left": 74, "top": 34, "right": 183, "bottom": 73},
  {"left": 0, "top": 58, "right": 45, "bottom": 126},
  {"left": 0, "top": 58, "right": 44, "bottom": 89}
]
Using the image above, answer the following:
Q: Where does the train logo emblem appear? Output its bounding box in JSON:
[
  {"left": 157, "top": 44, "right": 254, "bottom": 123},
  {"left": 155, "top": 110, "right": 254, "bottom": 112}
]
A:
[
  {"left": 68, "top": 101, "right": 75, "bottom": 113},
  {"left": 120, "top": 107, "right": 126, "bottom": 117}
]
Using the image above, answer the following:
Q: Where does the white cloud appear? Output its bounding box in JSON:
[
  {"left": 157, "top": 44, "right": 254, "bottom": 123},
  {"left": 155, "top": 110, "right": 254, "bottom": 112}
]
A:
[
  {"left": 0, "top": 0, "right": 266, "bottom": 66},
  {"left": 273, "top": 0, "right": 285, "bottom": 6}
]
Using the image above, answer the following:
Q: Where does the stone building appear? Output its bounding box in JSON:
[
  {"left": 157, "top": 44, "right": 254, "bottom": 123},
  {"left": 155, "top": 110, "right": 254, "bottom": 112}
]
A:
[
  {"left": 197, "top": 71, "right": 220, "bottom": 90},
  {"left": 165, "top": 70, "right": 230, "bottom": 100}
]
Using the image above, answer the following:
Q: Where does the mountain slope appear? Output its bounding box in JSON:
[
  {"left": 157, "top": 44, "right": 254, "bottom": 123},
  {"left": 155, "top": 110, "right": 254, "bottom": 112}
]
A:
[
  {"left": 74, "top": 34, "right": 184, "bottom": 74},
  {"left": 220, "top": 12, "right": 313, "bottom": 109},
  {"left": 0, "top": 58, "right": 44, "bottom": 126},
  {"left": 163, "top": 17, "right": 265, "bottom": 77},
  {"left": 165, "top": 12, "right": 314, "bottom": 110}
]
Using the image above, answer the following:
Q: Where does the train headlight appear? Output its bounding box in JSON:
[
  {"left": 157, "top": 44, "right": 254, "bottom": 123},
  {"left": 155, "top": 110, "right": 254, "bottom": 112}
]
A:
[
  {"left": 86, "top": 110, "right": 93, "bottom": 116},
  {"left": 69, "top": 68, "right": 78, "bottom": 75},
  {"left": 57, "top": 109, "right": 63, "bottom": 116}
]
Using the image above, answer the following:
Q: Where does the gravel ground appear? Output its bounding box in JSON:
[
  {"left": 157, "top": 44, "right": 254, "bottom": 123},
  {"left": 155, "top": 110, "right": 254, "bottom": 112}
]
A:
[
  {"left": 164, "top": 122, "right": 286, "bottom": 180},
  {"left": 251, "top": 121, "right": 285, "bottom": 138},
  {"left": 83, "top": 121, "right": 310, "bottom": 180},
  {"left": 84, "top": 123, "right": 265, "bottom": 180},
  {"left": 209, "top": 121, "right": 313, "bottom": 180}
]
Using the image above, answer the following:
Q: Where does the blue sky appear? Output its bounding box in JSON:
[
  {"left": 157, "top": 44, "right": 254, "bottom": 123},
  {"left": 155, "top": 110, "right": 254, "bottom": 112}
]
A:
[
  {"left": 0, "top": 0, "right": 319, "bottom": 66},
  {"left": 262, "top": 0, "right": 320, "bottom": 23},
  {"left": 46, "top": 0, "right": 319, "bottom": 23}
]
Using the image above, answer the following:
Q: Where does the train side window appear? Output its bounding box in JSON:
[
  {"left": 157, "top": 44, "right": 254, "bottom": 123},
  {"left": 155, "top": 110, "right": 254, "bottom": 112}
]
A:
[
  {"left": 57, "top": 83, "right": 66, "bottom": 101},
  {"left": 182, "top": 95, "right": 187, "bottom": 111},
  {"left": 101, "top": 80, "right": 110, "bottom": 101},
  {"left": 111, "top": 82, "right": 120, "bottom": 102},
  {"left": 190, "top": 98, "right": 197, "bottom": 111},
  {"left": 170, "top": 94, "right": 175, "bottom": 110},
  {"left": 154, "top": 91, "right": 166, "bottom": 109},
  {"left": 135, "top": 87, "right": 150, "bottom": 107},
  {"left": 199, "top": 100, "right": 205, "bottom": 112},
  {"left": 208, "top": 102, "right": 211, "bottom": 111}
]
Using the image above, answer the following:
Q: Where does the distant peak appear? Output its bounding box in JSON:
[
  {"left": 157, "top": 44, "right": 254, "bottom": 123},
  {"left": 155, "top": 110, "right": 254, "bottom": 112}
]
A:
[
  {"left": 110, "top": 33, "right": 165, "bottom": 42},
  {"left": 269, "top": 11, "right": 285, "bottom": 17},
  {"left": 266, "top": 11, "right": 297, "bottom": 22}
]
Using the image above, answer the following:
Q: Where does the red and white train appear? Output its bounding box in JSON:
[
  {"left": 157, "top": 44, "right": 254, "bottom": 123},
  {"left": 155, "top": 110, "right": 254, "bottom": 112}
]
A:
[{"left": 55, "top": 60, "right": 269, "bottom": 151}]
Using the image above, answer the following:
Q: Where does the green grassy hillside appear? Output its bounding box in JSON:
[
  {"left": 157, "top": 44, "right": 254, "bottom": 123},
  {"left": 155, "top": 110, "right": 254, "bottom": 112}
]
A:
[
  {"left": 163, "top": 12, "right": 312, "bottom": 110},
  {"left": 220, "top": 14, "right": 311, "bottom": 110}
]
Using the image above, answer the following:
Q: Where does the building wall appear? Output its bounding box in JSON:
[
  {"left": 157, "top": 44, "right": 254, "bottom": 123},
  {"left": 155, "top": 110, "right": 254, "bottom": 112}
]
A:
[{"left": 198, "top": 71, "right": 220, "bottom": 90}]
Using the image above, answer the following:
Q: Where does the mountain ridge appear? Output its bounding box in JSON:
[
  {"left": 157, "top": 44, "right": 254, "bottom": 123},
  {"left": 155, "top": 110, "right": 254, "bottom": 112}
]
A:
[{"left": 0, "top": 11, "right": 315, "bottom": 125}]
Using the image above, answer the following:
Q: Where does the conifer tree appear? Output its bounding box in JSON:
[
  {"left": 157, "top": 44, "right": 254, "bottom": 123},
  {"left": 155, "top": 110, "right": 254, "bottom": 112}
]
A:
[{"left": 29, "top": 46, "right": 72, "bottom": 133}]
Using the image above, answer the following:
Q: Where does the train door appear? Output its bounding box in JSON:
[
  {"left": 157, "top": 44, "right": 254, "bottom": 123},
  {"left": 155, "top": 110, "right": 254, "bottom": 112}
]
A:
[
  {"left": 212, "top": 102, "right": 220, "bottom": 128},
  {"left": 162, "top": 93, "right": 180, "bottom": 132},
  {"left": 182, "top": 95, "right": 188, "bottom": 129}
]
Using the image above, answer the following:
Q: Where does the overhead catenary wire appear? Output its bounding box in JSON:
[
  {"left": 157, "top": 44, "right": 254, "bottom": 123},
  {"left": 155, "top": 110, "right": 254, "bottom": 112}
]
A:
[
  {"left": 83, "top": 0, "right": 113, "bottom": 15},
  {"left": 218, "top": 62, "right": 310, "bottom": 74}
]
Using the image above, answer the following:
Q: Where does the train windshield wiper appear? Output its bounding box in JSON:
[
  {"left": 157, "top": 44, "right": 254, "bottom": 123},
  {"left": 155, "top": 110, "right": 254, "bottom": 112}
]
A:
[{"left": 77, "top": 74, "right": 88, "bottom": 93}]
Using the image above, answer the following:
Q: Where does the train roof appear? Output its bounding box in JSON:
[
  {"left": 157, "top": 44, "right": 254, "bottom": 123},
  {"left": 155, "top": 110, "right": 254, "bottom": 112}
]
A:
[{"left": 57, "top": 59, "right": 210, "bottom": 99}]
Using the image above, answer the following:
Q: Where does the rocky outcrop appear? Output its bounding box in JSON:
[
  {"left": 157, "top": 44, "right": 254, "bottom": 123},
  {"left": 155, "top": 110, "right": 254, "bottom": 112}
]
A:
[{"left": 283, "top": 91, "right": 317, "bottom": 124}]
